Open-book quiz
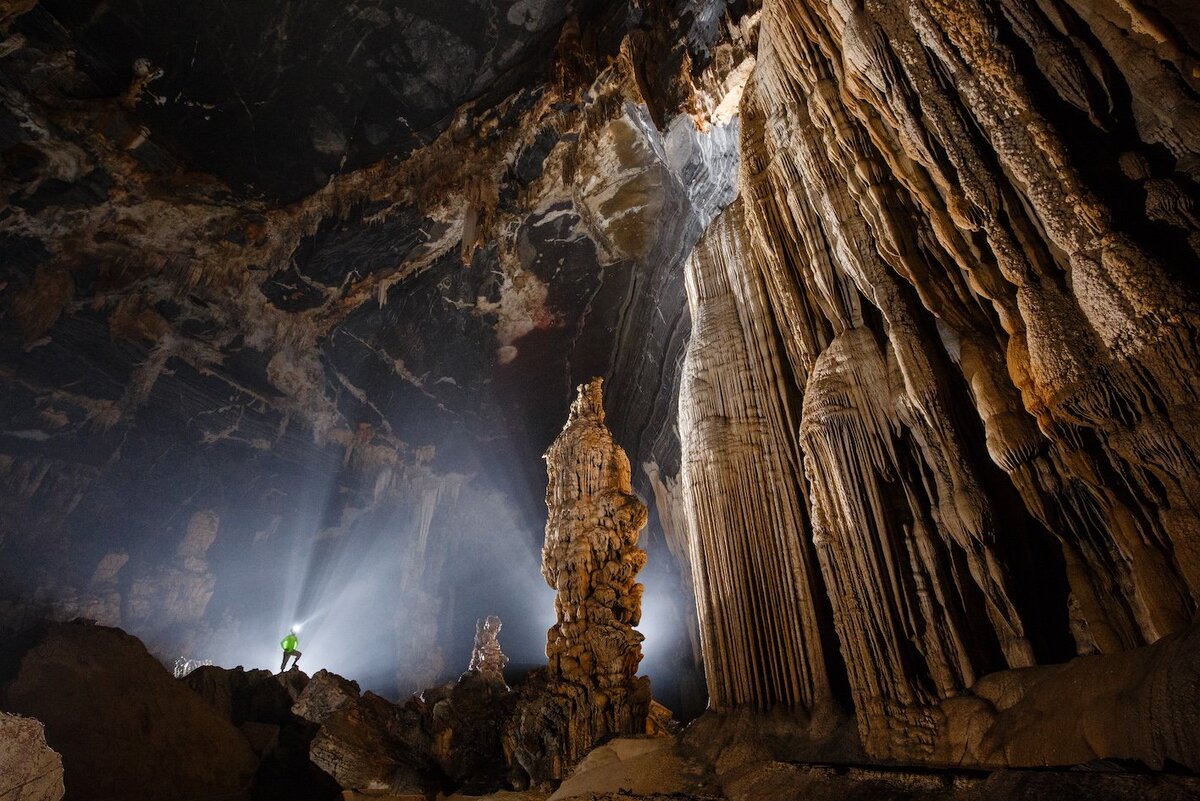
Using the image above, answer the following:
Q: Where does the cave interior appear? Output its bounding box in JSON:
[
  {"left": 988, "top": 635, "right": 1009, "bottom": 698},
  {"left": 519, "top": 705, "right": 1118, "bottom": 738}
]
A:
[{"left": 1, "top": 1, "right": 1199, "bottom": 800}]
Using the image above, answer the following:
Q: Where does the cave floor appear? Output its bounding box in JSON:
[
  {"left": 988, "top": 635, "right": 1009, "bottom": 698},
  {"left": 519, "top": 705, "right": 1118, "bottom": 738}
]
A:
[{"left": 475, "top": 763, "right": 1196, "bottom": 801}]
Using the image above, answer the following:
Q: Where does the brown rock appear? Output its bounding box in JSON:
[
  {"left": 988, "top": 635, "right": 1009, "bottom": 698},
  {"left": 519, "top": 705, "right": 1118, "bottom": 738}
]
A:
[
  {"left": 308, "top": 691, "right": 437, "bottom": 795},
  {"left": 468, "top": 615, "right": 509, "bottom": 682},
  {"left": 0, "top": 711, "right": 64, "bottom": 801},
  {"left": 183, "top": 664, "right": 296, "bottom": 725},
  {"left": 0, "top": 620, "right": 258, "bottom": 801},
  {"left": 507, "top": 379, "right": 655, "bottom": 786},
  {"left": 291, "top": 669, "right": 361, "bottom": 725}
]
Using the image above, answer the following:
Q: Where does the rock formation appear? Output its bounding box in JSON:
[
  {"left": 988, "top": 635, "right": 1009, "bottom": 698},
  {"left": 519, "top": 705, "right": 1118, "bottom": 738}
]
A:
[
  {"left": 307, "top": 691, "right": 437, "bottom": 797},
  {"left": 508, "top": 378, "right": 654, "bottom": 784},
  {"left": 468, "top": 615, "right": 509, "bottom": 682},
  {"left": 680, "top": 200, "right": 838, "bottom": 717},
  {"left": 0, "top": 620, "right": 258, "bottom": 801},
  {"left": 0, "top": 712, "right": 64, "bottom": 801},
  {"left": 543, "top": 378, "right": 648, "bottom": 692},
  {"left": 674, "top": 0, "right": 1200, "bottom": 770},
  {"left": 2, "top": 0, "right": 1200, "bottom": 791},
  {"left": 291, "top": 670, "right": 362, "bottom": 725}
]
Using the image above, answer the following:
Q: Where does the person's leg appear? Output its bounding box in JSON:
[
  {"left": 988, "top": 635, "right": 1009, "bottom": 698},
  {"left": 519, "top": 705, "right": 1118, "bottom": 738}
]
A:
[
  {"left": 280, "top": 651, "right": 288, "bottom": 672},
  {"left": 291, "top": 649, "right": 301, "bottom": 668}
]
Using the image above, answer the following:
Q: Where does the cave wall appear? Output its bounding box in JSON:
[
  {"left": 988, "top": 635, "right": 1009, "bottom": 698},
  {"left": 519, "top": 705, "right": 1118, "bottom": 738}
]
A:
[{"left": 678, "top": 0, "right": 1200, "bottom": 766}]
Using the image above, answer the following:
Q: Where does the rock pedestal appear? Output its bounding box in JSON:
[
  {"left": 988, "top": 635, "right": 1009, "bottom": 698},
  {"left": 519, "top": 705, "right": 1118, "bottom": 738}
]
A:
[{"left": 507, "top": 378, "right": 653, "bottom": 785}]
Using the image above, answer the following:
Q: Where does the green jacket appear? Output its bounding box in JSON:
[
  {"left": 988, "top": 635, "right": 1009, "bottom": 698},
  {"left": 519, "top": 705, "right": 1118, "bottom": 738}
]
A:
[{"left": 281, "top": 634, "right": 298, "bottom": 652}]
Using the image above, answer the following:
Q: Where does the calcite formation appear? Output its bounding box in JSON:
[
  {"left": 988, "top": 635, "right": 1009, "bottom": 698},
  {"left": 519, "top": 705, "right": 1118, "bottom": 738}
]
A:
[
  {"left": 543, "top": 378, "right": 648, "bottom": 690},
  {"left": 468, "top": 615, "right": 509, "bottom": 681},
  {"left": 3, "top": 0, "right": 1200, "bottom": 787},
  {"left": 674, "top": 0, "right": 1200, "bottom": 770},
  {"left": 507, "top": 378, "right": 653, "bottom": 784}
]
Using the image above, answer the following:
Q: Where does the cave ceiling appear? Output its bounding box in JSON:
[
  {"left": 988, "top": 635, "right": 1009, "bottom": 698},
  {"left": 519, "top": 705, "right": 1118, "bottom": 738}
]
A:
[{"left": 0, "top": 0, "right": 745, "bottom": 705}]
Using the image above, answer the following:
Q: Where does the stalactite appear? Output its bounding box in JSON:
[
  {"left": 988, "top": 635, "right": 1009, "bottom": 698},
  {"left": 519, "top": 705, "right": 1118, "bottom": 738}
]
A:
[
  {"left": 679, "top": 0, "right": 1200, "bottom": 765},
  {"left": 679, "top": 200, "right": 837, "bottom": 718}
]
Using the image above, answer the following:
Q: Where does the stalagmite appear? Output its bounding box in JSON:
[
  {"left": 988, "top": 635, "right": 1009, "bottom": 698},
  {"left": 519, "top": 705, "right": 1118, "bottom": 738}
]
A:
[
  {"left": 468, "top": 615, "right": 508, "bottom": 682},
  {"left": 506, "top": 378, "right": 653, "bottom": 784}
]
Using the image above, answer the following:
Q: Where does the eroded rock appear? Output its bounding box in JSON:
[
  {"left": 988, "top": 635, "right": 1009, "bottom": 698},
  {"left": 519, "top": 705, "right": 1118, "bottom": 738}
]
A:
[
  {"left": 292, "top": 669, "right": 362, "bottom": 725},
  {"left": 0, "top": 711, "right": 64, "bottom": 801}
]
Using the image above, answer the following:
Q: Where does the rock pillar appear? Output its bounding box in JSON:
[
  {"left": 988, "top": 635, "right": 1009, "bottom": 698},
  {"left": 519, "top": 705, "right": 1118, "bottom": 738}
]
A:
[{"left": 506, "top": 378, "right": 652, "bottom": 785}]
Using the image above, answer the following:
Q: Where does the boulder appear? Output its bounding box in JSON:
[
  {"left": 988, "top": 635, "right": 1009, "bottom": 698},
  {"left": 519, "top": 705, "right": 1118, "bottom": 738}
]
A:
[
  {"left": 0, "top": 620, "right": 258, "bottom": 801},
  {"left": 184, "top": 664, "right": 295, "bottom": 725},
  {"left": 292, "top": 669, "right": 361, "bottom": 724},
  {"left": 309, "top": 691, "right": 439, "bottom": 797},
  {"left": 418, "top": 670, "right": 514, "bottom": 792},
  {"left": 0, "top": 711, "right": 64, "bottom": 801}
]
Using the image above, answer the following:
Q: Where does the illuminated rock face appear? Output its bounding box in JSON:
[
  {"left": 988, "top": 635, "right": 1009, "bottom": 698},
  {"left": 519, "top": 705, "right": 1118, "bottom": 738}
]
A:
[
  {"left": 468, "top": 615, "right": 508, "bottom": 681},
  {"left": 507, "top": 378, "right": 652, "bottom": 785},
  {"left": 543, "top": 378, "right": 649, "bottom": 690},
  {"left": 675, "top": 0, "right": 1200, "bottom": 770}
]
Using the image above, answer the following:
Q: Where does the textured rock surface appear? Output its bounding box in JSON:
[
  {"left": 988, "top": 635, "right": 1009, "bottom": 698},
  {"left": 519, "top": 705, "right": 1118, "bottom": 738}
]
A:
[
  {"left": 0, "top": 620, "right": 258, "bottom": 801},
  {"left": 292, "top": 669, "right": 362, "bottom": 725},
  {"left": 2, "top": 0, "right": 1200, "bottom": 787},
  {"left": 182, "top": 665, "right": 344, "bottom": 801},
  {"left": 939, "top": 621, "right": 1200, "bottom": 770},
  {"left": 0, "top": 1, "right": 720, "bottom": 707},
  {"left": 469, "top": 615, "right": 509, "bottom": 681},
  {"left": 418, "top": 668, "right": 514, "bottom": 792},
  {"left": 307, "top": 690, "right": 437, "bottom": 796},
  {"left": 680, "top": 200, "right": 839, "bottom": 717},
  {"left": 0, "top": 711, "right": 64, "bottom": 801},
  {"left": 543, "top": 379, "right": 648, "bottom": 691},
  {"left": 672, "top": 0, "right": 1200, "bottom": 769},
  {"left": 507, "top": 379, "right": 653, "bottom": 785}
]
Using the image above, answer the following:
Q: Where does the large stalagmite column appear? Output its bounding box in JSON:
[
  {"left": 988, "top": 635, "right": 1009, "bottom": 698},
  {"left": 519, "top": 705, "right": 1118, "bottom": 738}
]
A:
[
  {"left": 543, "top": 377, "right": 649, "bottom": 690},
  {"left": 506, "top": 378, "right": 652, "bottom": 785}
]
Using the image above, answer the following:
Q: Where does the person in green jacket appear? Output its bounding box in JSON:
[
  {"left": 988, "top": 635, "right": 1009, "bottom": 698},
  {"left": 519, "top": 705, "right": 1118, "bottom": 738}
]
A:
[{"left": 280, "top": 630, "right": 301, "bottom": 672}]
